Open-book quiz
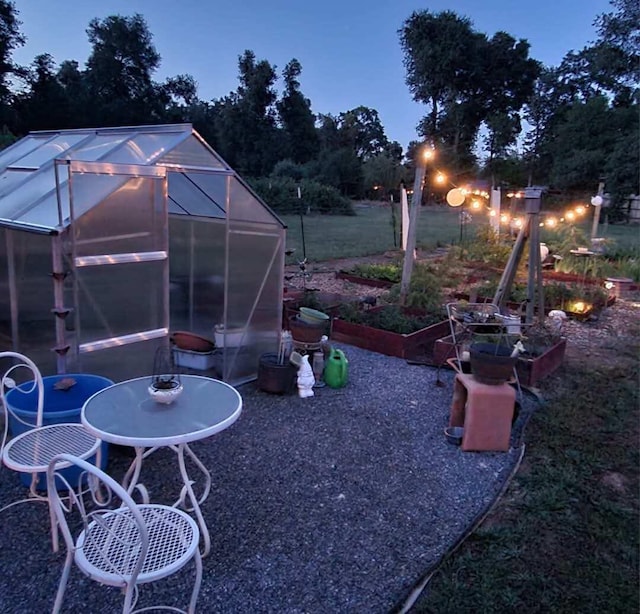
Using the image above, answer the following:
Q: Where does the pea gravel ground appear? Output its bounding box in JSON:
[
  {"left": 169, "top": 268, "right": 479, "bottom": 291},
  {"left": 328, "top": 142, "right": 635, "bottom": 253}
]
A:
[{"left": 0, "top": 343, "right": 539, "bottom": 613}]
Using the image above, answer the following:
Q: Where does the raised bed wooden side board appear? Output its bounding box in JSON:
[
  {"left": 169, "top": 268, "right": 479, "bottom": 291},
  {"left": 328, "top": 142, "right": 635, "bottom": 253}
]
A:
[{"left": 331, "top": 318, "right": 450, "bottom": 361}]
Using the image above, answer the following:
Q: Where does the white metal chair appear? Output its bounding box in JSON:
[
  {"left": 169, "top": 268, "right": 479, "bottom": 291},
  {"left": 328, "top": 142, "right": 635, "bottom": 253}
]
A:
[
  {"left": 0, "top": 352, "right": 102, "bottom": 544},
  {"left": 47, "top": 453, "right": 202, "bottom": 614}
]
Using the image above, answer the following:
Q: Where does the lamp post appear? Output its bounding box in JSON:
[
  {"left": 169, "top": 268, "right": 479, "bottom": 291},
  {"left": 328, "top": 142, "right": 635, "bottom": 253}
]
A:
[{"left": 400, "top": 146, "right": 434, "bottom": 305}]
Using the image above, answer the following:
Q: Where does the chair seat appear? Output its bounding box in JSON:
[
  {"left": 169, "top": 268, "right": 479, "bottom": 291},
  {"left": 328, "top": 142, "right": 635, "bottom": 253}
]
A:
[
  {"left": 75, "top": 504, "right": 200, "bottom": 586},
  {"left": 2, "top": 423, "right": 101, "bottom": 473}
]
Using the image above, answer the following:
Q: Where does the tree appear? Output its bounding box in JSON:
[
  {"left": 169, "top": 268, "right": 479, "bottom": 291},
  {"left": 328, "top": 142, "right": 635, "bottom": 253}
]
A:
[
  {"left": 13, "top": 54, "right": 71, "bottom": 131},
  {"left": 336, "top": 106, "right": 389, "bottom": 161},
  {"left": 276, "top": 59, "right": 318, "bottom": 164},
  {"left": 0, "top": 1, "right": 25, "bottom": 128},
  {"left": 399, "top": 10, "right": 479, "bottom": 148},
  {"left": 212, "top": 50, "right": 280, "bottom": 176},
  {"left": 84, "top": 13, "right": 162, "bottom": 125},
  {"left": 399, "top": 11, "right": 538, "bottom": 178}
]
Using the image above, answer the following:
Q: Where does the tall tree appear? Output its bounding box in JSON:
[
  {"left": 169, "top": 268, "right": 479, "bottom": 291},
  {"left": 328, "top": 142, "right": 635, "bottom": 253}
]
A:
[
  {"left": 399, "top": 10, "right": 538, "bottom": 178},
  {"left": 0, "top": 1, "right": 25, "bottom": 129},
  {"left": 212, "top": 50, "right": 280, "bottom": 176},
  {"left": 14, "top": 54, "right": 71, "bottom": 131},
  {"left": 276, "top": 59, "right": 318, "bottom": 164},
  {"left": 84, "top": 13, "right": 162, "bottom": 125},
  {"left": 399, "top": 10, "right": 479, "bottom": 147}
]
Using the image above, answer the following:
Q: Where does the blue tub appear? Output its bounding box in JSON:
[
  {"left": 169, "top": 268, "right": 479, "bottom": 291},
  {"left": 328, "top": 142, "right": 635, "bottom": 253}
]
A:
[{"left": 6, "top": 373, "right": 114, "bottom": 491}]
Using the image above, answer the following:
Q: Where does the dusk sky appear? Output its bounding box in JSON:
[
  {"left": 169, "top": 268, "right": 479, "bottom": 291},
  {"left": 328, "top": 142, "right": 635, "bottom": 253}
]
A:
[{"left": 13, "top": 0, "right": 611, "bottom": 149}]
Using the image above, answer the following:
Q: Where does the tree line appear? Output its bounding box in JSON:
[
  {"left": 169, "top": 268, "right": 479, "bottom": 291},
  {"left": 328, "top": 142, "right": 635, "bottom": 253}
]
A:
[{"left": 0, "top": 1, "right": 637, "bottom": 217}]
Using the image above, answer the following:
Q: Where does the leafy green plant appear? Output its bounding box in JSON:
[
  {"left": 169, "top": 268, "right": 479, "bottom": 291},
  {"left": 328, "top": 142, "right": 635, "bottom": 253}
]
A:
[
  {"left": 453, "top": 224, "right": 514, "bottom": 267},
  {"left": 336, "top": 304, "right": 445, "bottom": 334},
  {"left": 347, "top": 262, "right": 402, "bottom": 282}
]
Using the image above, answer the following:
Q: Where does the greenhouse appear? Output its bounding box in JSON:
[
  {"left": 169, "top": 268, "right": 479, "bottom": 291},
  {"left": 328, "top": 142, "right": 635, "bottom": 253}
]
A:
[{"left": 0, "top": 124, "right": 286, "bottom": 385}]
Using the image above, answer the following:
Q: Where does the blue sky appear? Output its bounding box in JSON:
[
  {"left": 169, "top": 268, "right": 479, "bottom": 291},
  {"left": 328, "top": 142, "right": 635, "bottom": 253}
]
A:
[{"left": 13, "top": 0, "right": 611, "bottom": 149}]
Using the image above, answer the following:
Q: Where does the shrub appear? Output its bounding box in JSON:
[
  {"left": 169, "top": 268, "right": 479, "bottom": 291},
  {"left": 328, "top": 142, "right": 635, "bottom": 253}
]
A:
[{"left": 249, "top": 177, "right": 354, "bottom": 215}]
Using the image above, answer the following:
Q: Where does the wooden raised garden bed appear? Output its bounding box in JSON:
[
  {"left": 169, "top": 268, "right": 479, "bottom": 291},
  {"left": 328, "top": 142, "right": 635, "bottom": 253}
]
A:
[{"left": 331, "top": 315, "right": 450, "bottom": 361}]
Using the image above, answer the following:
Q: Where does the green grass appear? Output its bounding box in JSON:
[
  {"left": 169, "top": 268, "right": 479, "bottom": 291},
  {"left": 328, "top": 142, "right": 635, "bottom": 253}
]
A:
[
  {"left": 282, "top": 204, "right": 640, "bottom": 264},
  {"left": 412, "top": 337, "right": 640, "bottom": 613}
]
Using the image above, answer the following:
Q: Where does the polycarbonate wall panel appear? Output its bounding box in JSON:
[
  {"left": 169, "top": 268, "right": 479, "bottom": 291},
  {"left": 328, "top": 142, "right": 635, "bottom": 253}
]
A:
[
  {"left": 224, "top": 219, "right": 284, "bottom": 383},
  {"left": 158, "top": 135, "right": 227, "bottom": 169},
  {"left": 168, "top": 172, "right": 225, "bottom": 219},
  {"left": 185, "top": 172, "right": 227, "bottom": 215},
  {"left": 0, "top": 135, "right": 51, "bottom": 171},
  {"left": 229, "top": 176, "right": 280, "bottom": 225},
  {"left": 74, "top": 260, "right": 165, "bottom": 340},
  {"left": 71, "top": 175, "right": 165, "bottom": 257},
  {"left": 0, "top": 229, "right": 57, "bottom": 374},
  {"left": 108, "top": 132, "right": 187, "bottom": 165},
  {"left": 75, "top": 336, "right": 166, "bottom": 383},
  {"left": 168, "top": 216, "right": 225, "bottom": 337},
  {"left": 10, "top": 134, "right": 88, "bottom": 169}
]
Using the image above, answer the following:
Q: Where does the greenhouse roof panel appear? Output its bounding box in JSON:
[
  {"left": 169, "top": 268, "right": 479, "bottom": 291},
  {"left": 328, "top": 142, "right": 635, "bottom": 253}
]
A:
[{"left": 0, "top": 123, "right": 284, "bottom": 232}]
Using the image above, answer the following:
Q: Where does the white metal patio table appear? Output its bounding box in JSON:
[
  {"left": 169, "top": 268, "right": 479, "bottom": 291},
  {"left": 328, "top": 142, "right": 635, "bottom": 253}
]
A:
[{"left": 81, "top": 374, "right": 242, "bottom": 557}]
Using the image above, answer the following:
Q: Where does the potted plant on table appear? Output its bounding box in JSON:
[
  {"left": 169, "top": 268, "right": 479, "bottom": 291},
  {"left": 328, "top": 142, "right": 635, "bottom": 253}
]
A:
[{"left": 148, "top": 348, "right": 183, "bottom": 404}]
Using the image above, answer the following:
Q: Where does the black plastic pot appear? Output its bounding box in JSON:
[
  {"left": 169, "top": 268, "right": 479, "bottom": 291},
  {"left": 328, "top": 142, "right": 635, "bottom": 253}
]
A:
[
  {"left": 257, "top": 352, "right": 297, "bottom": 394},
  {"left": 469, "top": 343, "right": 517, "bottom": 385}
]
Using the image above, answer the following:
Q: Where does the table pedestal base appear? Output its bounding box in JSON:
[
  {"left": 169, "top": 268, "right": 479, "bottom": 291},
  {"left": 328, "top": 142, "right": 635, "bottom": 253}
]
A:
[{"left": 124, "top": 443, "right": 212, "bottom": 556}]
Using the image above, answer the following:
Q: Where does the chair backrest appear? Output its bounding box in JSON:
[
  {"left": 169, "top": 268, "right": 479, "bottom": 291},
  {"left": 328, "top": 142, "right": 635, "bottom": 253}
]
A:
[
  {"left": 0, "top": 352, "right": 45, "bottom": 453},
  {"left": 46, "top": 453, "right": 149, "bottom": 584}
]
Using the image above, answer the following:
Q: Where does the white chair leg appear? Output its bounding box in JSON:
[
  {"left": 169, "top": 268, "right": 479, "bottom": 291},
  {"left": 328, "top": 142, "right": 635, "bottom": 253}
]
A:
[
  {"left": 52, "top": 551, "right": 74, "bottom": 614},
  {"left": 188, "top": 549, "right": 203, "bottom": 614}
]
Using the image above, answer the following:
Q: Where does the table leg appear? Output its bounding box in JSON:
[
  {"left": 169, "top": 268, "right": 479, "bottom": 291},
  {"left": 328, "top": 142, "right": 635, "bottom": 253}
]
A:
[
  {"left": 121, "top": 447, "right": 145, "bottom": 494},
  {"left": 175, "top": 442, "right": 212, "bottom": 557}
]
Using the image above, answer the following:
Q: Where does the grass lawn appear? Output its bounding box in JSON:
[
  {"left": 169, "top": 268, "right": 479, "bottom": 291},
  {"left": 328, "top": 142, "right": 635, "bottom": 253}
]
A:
[
  {"left": 412, "top": 334, "right": 639, "bottom": 613},
  {"left": 282, "top": 204, "right": 639, "bottom": 264}
]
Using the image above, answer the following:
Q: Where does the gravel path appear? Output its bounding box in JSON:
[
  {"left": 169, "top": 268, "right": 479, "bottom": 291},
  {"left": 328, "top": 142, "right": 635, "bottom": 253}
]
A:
[{"left": 0, "top": 345, "right": 538, "bottom": 613}]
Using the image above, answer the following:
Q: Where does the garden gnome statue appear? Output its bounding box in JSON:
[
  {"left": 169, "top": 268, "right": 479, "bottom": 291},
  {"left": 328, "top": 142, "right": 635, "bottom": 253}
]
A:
[{"left": 297, "top": 354, "right": 315, "bottom": 398}]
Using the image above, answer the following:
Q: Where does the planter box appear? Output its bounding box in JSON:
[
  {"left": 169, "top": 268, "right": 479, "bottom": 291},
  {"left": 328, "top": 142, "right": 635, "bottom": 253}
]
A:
[
  {"left": 331, "top": 317, "right": 450, "bottom": 361},
  {"left": 433, "top": 335, "right": 567, "bottom": 387},
  {"left": 335, "top": 271, "right": 395, "bottom": 288},
  {"left": 172, "top": 347, "right": 220, "bottom": 371}
]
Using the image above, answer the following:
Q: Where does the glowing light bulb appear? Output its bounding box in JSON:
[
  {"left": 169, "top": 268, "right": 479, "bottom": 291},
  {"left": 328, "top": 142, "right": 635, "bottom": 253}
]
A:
[
  {"left": 566, "top": 211, "right": 575, "bottom": 221},
  {"left": 575, "top": 205, "right": 585, "bottom": 215},
  {"left": 500, "top": 214, "right": 509, "bottom": 223}
]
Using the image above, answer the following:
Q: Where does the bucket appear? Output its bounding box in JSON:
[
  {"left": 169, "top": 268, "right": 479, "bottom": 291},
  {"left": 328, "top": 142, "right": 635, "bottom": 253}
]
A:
[{"left": 6, "top": 374, "right": 114, "bottom": 491}]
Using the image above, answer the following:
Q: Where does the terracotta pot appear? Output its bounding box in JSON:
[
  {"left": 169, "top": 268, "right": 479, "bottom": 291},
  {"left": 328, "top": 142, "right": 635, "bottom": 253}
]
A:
[
  {"left": 171, "top": 331, "right": 215, "bottom": 352},
  {"left": 289, "top": 315, "right": 326, "bottom": 343}
]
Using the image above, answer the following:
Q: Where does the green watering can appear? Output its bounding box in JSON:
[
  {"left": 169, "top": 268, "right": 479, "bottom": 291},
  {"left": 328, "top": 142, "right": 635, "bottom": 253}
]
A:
[{"left": 324, "top": 348, "right": 349, "bottom": 389}]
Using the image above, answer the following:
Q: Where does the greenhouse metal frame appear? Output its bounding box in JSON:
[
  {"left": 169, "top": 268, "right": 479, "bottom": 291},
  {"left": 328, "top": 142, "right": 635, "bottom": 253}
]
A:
[{"left": 0, "top": 123, "right": 286, "bottom": 385}]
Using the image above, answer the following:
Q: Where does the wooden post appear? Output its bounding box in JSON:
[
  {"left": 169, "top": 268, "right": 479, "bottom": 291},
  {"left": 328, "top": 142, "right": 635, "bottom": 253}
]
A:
[{"left": 399, "top": 157, "right": 428, "bottom": 305}]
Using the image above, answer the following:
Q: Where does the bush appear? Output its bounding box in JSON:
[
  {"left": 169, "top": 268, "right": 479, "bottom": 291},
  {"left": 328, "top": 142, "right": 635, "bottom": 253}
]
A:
[{"left": 249, "top": 177, "right": 355, "bottom": 215}]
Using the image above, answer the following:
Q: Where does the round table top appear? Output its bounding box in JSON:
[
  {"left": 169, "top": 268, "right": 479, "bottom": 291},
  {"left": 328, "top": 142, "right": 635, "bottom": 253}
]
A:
[{"left": 81, "top": 375, "right": 242, "bottom": 447}]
